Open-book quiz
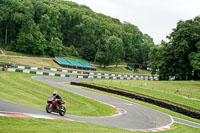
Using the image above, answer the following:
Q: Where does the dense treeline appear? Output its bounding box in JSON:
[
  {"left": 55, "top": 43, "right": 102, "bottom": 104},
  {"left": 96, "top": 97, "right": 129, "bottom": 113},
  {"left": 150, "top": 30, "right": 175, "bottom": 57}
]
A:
[
  {"left": 148, "top": 16, "right": 200, "bottom": 80},
  {"left": 0, "top": 0, "right": 154, "bottom": 67},
  {"left": 2, "top": 0, "right": 198, "bottom": 80}
]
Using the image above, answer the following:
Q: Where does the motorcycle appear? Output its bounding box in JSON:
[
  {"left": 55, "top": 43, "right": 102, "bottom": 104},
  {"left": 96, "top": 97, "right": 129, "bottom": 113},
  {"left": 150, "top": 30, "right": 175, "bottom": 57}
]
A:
[{"left": 46, "top": 96, "right": 66, "bottom": 116}]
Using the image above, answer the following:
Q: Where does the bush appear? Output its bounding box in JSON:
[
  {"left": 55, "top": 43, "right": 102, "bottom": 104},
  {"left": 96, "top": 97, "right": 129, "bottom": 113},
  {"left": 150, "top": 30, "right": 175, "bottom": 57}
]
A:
[{"left": 62, "top": 45, "right": 79, "bottom": 57}]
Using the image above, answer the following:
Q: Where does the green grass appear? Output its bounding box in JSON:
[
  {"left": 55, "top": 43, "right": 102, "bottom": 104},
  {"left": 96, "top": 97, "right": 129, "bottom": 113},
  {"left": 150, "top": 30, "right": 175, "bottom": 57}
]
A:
[
  {"left": 0, "top": 117, "right": 199, "bottom": 133},
  {"left": 0, "top": 51, "right": 88, "bottom": 68},
  {"left": 0, "top": 117, "right": 133, "bottom": 133},
  {"left": 0, "top": 55, "right": 61, "bottom": 68},
  {"left": 82, "top": 80, "right": 200, "bottom": 110},
  {"left": 0, "top": 71, "right": 115, "bottom": 117},
  {"left": 5, "top": 51, "right": 51, "bottom": 57},
  {"left": 1, "top": 50, "right": 150, "bottom": 74},
  {"left": 1, "top": 50, "right": 151, "bottom": 74},
  {"left": 0, "top": 56, "right": 150, "bottom": 74},
  {"left": 5, "top": 50, "right": 89, "bottom": 61},
  {"left": 163, "top": 123, "right": 200, "bottom": 133},
  {"left": 68, "top": 83, "right": 200, "bottom": 124},
  {"left": 0, "top": 72, "right": 199, "bottom": 132}
]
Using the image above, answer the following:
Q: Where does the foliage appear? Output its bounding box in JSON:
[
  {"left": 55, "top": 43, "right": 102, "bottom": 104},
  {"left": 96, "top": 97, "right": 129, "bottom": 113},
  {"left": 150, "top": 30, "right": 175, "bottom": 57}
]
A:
[
  {"left": 62, "top": 45, "right": 79, "bottom": 57},
  {"left": 104, "top": 36, "right": 124, "bottom": 66},
  {"left": 0, "top": 0, "right": 154, "bottom": 67},
  {"left": 148, "top": 16, "right": 200, "bottom": 80}
]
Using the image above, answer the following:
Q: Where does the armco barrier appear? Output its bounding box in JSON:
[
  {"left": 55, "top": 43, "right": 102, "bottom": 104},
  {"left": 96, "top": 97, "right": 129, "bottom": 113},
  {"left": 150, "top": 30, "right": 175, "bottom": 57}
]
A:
[
  {"left": 71, "top": 82, "right": 200, "bottom": 120},
  {"left": 14, "top": 65, "right": 87, "bottom": 75},
  {"left": 77, "top": 75, "right": 158, "bottom": 80},
  {"left": 1, "top": 64, "right": 158, "bottom": 80},
  {"left": 0, "top": 64, "right": 89, "bottom": 75}
]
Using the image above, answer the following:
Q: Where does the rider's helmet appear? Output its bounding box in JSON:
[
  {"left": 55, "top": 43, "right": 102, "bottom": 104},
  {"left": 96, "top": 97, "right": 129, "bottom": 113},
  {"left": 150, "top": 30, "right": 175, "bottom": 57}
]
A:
[{"left": 53, "top": 91, "right": 57, "bottom": 96}]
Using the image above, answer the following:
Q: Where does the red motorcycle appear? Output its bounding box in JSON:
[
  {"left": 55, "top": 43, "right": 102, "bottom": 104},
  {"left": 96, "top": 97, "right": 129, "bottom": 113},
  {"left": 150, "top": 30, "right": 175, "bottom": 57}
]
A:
[{"left": 46, "top": 96, "right": 66, "bottom": 116}]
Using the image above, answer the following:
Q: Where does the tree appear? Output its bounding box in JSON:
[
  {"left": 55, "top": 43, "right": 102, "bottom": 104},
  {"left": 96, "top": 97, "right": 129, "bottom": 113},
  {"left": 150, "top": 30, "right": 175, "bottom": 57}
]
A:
[
  {"left": 104, "top": 36, "right": 124, "bottom": 67},
  {"left": 141, "top": 34, "right": 154, "bottom": 66},
  {"left": 121, "top": 22, "right": 144, "bottom": 64},
  {"left": 0, "top": 0, "right": 154, "bottom": 66},
  {"left": 17, "top": 24, "right": 46, "bottom": 54},
  {"left": 149, "top": 16, "right": 200, "bottom": 80},
  {"left": 0, "top": 0, "right": 18, "bottom": 45},
  {"left": 48, "top": 37, "right": 63, "bottom": 56},
  {"left": 95, "top": 51, "right": 106, "bottom": 67},
  {"left": 168, "top": 17, "right": 200, "bottom": 79},
  {"left": 78, "top": 15, "right": 98, "bottom": 61},
  {"left": 148, "top": 45, "right": 160, "bottom": 75},
  {"left": 189, "top": 41, "right": 200, "bottom": 79}
]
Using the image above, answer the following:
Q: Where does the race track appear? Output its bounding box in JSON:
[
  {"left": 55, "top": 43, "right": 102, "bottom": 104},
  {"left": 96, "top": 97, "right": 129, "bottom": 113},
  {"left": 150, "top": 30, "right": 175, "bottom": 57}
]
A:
[{"left": 0, "top": 76, "right": 174, "bottom": 131}]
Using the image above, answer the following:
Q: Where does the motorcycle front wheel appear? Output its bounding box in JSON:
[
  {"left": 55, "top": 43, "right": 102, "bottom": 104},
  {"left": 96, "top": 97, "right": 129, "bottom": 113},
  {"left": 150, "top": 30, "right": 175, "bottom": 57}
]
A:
[
  {"left": 46, "top": 104, "right": 52, "bottom": 113},
  {"left": 59, "top": 106, "right": 66, "bottom": 116}
]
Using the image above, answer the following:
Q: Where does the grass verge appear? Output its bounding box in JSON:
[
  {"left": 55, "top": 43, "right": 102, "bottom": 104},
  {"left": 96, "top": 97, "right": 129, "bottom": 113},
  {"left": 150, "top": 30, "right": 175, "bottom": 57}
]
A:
[
  {"left": 0, "top": 116, "right": 133, "bottom": 133},
  {"left": 0, "top": 56, "right": 61, "bottom": 68},
  {"left": 0, "top": 71, "right": 115, "bottom": 117},
  {"left": 5, "top": 51, "right": 51, "bottom": 57},
  {"left": 4, "top": 50, "right": 89, "bottom": 61},
  {"left": 66, "top": 83, "right": 200, "bottom": 124},
  {"left": 0, "top": 116, "right": 199, "bottom": 133},
  {"left": 81, "top": 80, "right": 200, "bottom": 110}
]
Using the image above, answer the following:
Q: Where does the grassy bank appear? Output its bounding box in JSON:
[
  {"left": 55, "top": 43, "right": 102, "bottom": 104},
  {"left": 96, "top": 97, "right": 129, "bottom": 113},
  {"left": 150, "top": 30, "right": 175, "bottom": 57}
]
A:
[
  {"left": 4, "top": 51, "right": 51, "bottom": 57},
  {"left": 0, "top": 117, "right": 133, "bottom": 133},
  {"left": 0, "top": 71, "right": 115, "bottom": 117},
  {"left": 0, "top": 55, "right": 60, "bottom": 68},
  {"left": 70, "top": 82, "right": 200, "bottom": 124},
  {"left": 0, "top": 51, "right": 150, "bottom": 74},
  {"left": 82, "top": 80, "right": 200, "bottom": 110},
  {"left": 0, "top": 50, "right": 88, "bottom": 68},
  {"left": 0, "top": 117, "right": 199, "bottom": 133}
]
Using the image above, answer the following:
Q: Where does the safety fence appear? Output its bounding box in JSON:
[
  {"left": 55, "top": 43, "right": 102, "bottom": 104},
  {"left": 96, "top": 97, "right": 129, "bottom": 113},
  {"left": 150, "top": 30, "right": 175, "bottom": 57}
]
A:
[
  {"left": 0, "top": 64, "right": 158, "bottom": 80},
  {"left": 77, "top": 75, "right": 158, "bottom": 80},
  {"left": 0, "top": 64, "right": 89, "bottom": 75},
  {"left": 1, "top": 67, "right": 70, "bottom": 77}
]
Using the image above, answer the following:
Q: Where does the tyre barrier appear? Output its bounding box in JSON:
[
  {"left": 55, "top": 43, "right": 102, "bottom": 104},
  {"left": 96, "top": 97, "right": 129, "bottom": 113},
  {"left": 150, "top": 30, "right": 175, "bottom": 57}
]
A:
[{"left": 71, "top": 82, "right": 200, "bottom": 120}]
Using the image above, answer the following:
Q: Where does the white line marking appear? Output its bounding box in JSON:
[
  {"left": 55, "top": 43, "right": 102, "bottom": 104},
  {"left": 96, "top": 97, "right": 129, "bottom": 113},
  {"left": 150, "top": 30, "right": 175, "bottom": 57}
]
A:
[
  {"left": 123, "top": 103, "right": 133, "bottom": 106},
  {"left": 0, "top": 113, "right": 6, "bottom": 116}
]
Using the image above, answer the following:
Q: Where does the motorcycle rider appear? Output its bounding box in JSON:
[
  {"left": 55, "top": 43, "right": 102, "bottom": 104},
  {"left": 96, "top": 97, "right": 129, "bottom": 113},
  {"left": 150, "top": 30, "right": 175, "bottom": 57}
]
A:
[{"left": 52, "top": 91, "right": 62, "bottom": 110}]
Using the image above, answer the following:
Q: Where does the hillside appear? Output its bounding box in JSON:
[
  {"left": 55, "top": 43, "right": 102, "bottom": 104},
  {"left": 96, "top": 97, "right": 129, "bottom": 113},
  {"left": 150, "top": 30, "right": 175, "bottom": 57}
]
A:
[
  {"left": 0, "top": 51, "right": 151, "bottom": 74},
  {"left": 0, "top": 0, "right": 154, "bottom": 68}
]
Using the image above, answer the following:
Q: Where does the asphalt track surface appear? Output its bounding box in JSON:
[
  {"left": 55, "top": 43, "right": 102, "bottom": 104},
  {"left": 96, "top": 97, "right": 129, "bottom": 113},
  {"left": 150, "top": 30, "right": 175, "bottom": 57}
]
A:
[{"left": 1, "top": 76, "right": 199, "bottom": 130}]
